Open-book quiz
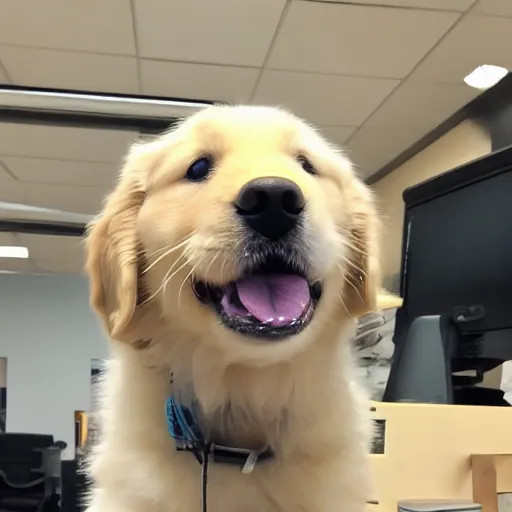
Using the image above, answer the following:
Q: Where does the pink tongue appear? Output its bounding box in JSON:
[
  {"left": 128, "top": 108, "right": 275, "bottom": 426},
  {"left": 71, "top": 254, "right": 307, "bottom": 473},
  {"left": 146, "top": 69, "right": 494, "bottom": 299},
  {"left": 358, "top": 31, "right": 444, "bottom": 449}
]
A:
[{"left": 236, "top": 274, "right": 310, "bottom": 327}]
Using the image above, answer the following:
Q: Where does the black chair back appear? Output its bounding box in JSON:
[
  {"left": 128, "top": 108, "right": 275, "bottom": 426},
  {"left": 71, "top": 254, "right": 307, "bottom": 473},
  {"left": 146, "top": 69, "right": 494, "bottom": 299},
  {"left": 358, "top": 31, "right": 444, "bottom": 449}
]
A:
[{"left": 0, "top": 433, "right": 63, "bottom": 511}]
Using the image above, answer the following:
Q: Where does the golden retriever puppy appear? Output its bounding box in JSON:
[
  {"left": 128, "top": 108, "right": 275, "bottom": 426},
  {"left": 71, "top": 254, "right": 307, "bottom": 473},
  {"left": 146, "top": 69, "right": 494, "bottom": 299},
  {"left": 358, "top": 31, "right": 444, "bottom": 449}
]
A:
[{"left": 85, "top": 105, "right": 380, "bottom": 512}]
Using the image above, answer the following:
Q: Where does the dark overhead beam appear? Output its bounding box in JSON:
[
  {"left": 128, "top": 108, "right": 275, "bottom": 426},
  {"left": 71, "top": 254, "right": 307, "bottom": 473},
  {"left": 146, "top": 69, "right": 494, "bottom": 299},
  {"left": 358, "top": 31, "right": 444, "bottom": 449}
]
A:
[
  {"left": 0, "top": 220, "right": 86, "bottom": 237},
  {"left": 0, "top": 87, "right": 217, "bottom": 235},
  {"left": 0, "top": 85, "right": 215, "bottom": 132}
]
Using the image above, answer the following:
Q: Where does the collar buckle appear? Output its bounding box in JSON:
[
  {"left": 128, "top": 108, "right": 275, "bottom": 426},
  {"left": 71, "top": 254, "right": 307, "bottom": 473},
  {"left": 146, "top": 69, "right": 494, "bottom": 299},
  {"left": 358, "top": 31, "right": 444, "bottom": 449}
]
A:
[{"left": 166, "top": 396, "right": 273, "bottom": 472}]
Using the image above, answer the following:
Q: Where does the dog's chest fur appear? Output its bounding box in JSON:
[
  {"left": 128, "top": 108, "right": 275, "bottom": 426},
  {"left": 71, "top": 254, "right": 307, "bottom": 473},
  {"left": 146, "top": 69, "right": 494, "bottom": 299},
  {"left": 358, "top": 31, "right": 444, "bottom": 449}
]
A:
[{"left": 87, "top": 340, "right": 372, "bottom": 512}]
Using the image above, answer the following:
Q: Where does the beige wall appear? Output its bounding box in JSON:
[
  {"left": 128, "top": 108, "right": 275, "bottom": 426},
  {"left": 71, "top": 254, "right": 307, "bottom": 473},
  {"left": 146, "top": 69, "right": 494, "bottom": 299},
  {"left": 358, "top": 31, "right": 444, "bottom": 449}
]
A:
[{"left": 372, "top": 119, "right": 491, "bottom": 282}]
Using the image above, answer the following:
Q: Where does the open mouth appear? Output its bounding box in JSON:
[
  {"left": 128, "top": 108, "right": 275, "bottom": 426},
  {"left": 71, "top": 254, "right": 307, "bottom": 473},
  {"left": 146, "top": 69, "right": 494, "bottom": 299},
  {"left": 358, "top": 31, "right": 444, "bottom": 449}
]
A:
[{"left": 192, "top": 257, "right": 322, "bottom": 340}]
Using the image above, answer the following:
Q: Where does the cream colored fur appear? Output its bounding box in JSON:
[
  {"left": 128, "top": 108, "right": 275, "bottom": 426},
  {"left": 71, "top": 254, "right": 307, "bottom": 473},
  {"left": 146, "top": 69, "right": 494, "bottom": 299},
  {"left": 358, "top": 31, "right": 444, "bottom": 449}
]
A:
[{"left": 85, "top": 106, "right": 381, "bottom": 512}]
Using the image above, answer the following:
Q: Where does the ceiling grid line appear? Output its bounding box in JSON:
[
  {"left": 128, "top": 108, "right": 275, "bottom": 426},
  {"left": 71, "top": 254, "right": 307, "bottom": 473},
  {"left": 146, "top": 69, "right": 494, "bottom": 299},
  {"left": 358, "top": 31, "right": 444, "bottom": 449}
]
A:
[
  {"left": 261, "top": 66, "right": 419, "bottom": 81},
  {"left": 0, "top": 42, "right": 134, "bottom": 59},
  {"left": 130, "top": 0, "right": 143, "bottom": 94},
  {"left": 0, "top": 155, "right": 117, "bottom": 165},
  {"left": 0, "top": 159, "right": 18, "bottom": 181},
  {"left": 249, "top": 0, "right": 292, "bottom": 103},
  {"left": 0, "top": 55, "right": 11, "bottom": 84},
  {"left": 141, "top": 57, "right": 260, "bottom": 70},
  {"left": 0, "top": 0, "right": 510, "bottom": 276},
  {"left": 344, "top": 0, "right": 479, "bottom": 146},
  {"left": 303, "top": 0, "right": 470, "bottom": 13}
]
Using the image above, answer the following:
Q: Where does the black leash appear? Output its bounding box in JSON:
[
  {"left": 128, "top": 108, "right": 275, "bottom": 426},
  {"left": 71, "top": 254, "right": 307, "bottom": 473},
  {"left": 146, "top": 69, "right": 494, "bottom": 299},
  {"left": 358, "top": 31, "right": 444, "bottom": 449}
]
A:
[
  {"left": 166, "top": 395, "right": 273, "bottom": 512},
  {"left": 201, "top": 443, "right": 211, "bottom": 512}
]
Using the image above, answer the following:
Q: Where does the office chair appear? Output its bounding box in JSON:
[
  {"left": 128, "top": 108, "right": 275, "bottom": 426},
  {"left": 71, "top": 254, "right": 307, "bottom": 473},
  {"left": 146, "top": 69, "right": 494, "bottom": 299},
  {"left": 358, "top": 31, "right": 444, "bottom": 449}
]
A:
[{"left": 0, "top": 433, "right": 66, "bottom": 511}]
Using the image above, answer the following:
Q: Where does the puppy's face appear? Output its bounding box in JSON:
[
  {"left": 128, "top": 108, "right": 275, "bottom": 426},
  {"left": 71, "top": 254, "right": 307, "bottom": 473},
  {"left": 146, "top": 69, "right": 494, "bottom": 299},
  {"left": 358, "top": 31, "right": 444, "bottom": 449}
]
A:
[{"left": 86, "top": 106, "right": 379, "bottom": 362}]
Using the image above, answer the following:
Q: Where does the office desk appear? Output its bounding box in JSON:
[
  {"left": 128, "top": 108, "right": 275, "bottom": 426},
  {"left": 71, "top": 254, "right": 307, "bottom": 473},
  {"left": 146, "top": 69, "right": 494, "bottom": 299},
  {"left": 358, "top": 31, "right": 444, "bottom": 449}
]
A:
[{"left": 368, "top": 402, "right": 512, "bottom": 512}]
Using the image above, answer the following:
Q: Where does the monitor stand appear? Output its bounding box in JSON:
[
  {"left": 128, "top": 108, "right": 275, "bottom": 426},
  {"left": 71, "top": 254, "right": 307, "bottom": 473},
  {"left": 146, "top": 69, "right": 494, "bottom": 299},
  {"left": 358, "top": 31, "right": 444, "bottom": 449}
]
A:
[{"left": 383, "top": 315, "right": 454, "bottom": 404}]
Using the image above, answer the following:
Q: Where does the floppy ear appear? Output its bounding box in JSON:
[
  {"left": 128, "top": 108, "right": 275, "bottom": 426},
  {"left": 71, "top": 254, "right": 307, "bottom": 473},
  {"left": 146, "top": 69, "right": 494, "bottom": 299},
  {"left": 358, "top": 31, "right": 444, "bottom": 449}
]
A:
[
  {"left": 85, "top": 140, "right": 160, "bottom": 342},
  {"left": 344, "top": 180, "right": 381, "bottom": 318}
]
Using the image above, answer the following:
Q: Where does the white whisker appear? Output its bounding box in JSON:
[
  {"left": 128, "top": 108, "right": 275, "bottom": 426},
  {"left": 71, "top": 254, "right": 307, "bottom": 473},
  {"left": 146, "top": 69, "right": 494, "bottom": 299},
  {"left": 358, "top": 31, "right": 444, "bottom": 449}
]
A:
[
  {"left": 163, "top": 259, "right": 190, "bottom": 300},
  {"left": 178, "top": 265, "right": 197, "bottom": 309},
  {"left": 140, "top": 255, "right": 188, "bottom": 306},
  {"left": 340, "top": 256, "right": 367, "bottom": 278},
  {"left": 341, "top": 266, "right": 364, "bottom": 305},
  {"left": 143, "top": 244, "right": 173, "bottom": 260},
  {"left": 142, "top": 237, "right": 192, "bottom": 275},
  {"left": 336, "top": 263, "right": 365, "bottom": 311},
  {"left": 220, "top": 254, "right": 228, "bottom": 283},
  {"left": 144, "top": 234, "right": 191, "bottom": 261},
  {"left": 177, "top": 252, "right": 220, "bottom": 309},
  {"left": 334, "top": 264, "right": 352, "bottom": 315},
  {"left": 343, "top": 240, "right": 367, "bottom": 258},
  {"left": 204, "top": 253, "right": 219, "bottom": 282},
  {"left": 338, "top": 294, "right": 350, "bottom": 316}
]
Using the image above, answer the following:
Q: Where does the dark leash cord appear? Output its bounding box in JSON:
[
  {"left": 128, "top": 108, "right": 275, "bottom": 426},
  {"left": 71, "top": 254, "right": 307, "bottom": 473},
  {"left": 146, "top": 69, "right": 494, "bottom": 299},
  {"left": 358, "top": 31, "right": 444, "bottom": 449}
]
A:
[
  {"left": 201, "top": 443, "right": 211, "bottom": 512},
  {"left": 166, "top": 395, "right": 272, "bottom": 512},
  {"left": 185, "top": 440, "right": 211, "bottom": 512}
]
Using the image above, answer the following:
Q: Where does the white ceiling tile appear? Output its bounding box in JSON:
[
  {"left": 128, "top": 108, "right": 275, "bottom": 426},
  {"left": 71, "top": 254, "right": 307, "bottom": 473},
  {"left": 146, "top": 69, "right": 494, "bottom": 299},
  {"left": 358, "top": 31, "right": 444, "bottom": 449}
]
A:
[
  {"left": 2, "top": 157, "right": 118, "bottom": 188},
  {"left": 0, "top": 158, "right": 14, "bottom": 179},
  {"left": 328, "top": 0, "right": 474, "bottom": 10},
  {"left": 0, "top": 0, "right": 135, "bottom": 54},
  {"left": 0, "top": 60, "right": 9, "bottom": 83},
  {"left": 34, "top": 257, "right": 84, "bottom": 275},
  {"left": 317, "top": 126, "right": 357, "bottom": 147},
  {"left": 412, "top": 14, "right": 512, "bottom": 83},
  {"left": 345, "top": 126, "right": 427, "bottom": 177},
  {"left": 267, "top": 2, "right": 460, "bottom": 78},
  {"left": 0, "top": 167, "right": 21, "bottom": 202},
  {"left": 17, "top": 234, "right": 84, "bottom": 261},
  {"left": 21, "top": 184, "right": 106, "bottom": 215},
  {"left": 365, "top": 80, "right": 479, "bottom": 130},
  {"left": 0, "top": 232, "right": 19, "bottom": 245},
  {"left": 134, "top": 0, "right": 286, "bottom": 66},
  {"left": 0, "top": 235, "right": 83, "bottom": 275},
  {"left": 140, "top": 60, "right": 259, "bottom": 103},
  {"left": 253, "top": 70, "right": 399, "bottom": 126},
  {"left": 0, "top": 233, "right": 32, "bottom": 274},
  {"left": 0, "top": 170, "right": 106, "bottom": 215},
  {"left": 0, "top": 47, "right": 139, "bottom": 94},
  {"left": 474, "top": 0, "right": 512, "bottom": 17},
  {"left": 15, "top": 234, "right": 85, "bottom": 275},
  {"left": 0, "top": 124, "right": 138, "bottom": 162}
]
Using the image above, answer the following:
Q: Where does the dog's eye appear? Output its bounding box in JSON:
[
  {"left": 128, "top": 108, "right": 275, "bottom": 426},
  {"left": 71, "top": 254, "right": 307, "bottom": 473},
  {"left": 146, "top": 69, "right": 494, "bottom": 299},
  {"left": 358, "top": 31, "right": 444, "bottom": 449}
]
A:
[
  {"left": 297, "top": 155, "right": 316, "bottom": 175},
  {"left": 186, "top": 157, "right": 213, "bottom": 182}
]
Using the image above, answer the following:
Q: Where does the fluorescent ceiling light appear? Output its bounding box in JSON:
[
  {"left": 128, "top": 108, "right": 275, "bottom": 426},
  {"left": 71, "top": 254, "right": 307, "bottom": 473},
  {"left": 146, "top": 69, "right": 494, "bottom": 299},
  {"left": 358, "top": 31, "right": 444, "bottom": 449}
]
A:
[
  {"left": 0, "top": 88, "right": 212, "bottom": 120},
  {"left": 0, "top": 246, "right": 29, "bottom": 259},
  {"left": 464, "top": 65, "right": 508, "bottom": 90}
]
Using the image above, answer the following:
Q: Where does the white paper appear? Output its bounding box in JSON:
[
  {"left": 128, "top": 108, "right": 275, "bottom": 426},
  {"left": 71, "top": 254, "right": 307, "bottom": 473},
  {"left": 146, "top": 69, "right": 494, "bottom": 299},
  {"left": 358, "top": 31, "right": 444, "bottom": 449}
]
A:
[{"left": 501, "top": 361, "right": 512, "bottom": 405}]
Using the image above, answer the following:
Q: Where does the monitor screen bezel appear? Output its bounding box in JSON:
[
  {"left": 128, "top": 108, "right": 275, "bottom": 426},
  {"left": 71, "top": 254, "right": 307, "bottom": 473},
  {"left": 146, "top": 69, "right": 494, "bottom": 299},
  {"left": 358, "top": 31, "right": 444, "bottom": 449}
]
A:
[{"left": 399, "top": 143, "right": 512, "bottom": 300}]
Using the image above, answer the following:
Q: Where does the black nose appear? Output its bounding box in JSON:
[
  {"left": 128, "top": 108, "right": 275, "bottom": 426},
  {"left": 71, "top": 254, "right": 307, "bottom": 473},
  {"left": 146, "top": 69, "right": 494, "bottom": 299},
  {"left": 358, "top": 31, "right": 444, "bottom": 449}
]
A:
[{"left": 235, "top": 177, "right": 305, "bottom": 240}]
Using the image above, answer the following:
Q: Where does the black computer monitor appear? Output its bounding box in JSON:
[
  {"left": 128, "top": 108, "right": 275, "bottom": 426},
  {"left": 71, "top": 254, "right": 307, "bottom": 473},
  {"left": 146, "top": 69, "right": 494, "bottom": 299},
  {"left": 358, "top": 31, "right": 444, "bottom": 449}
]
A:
[{"left": 384, "top": 145, "right": 512, "bottom": 404}]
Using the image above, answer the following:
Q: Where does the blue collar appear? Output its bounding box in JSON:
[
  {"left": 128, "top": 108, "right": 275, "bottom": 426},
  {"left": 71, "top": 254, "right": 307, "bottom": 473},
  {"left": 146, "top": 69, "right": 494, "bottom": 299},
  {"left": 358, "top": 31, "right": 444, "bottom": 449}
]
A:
[{"left": 165, "top": 396, "right": 273, "bottom": 473}]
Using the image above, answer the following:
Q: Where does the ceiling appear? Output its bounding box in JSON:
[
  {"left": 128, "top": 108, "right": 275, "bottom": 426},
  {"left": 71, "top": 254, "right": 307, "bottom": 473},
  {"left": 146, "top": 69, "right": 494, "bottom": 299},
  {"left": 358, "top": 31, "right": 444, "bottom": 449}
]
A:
[
  {"left": 0, "top": 0, "right": 511, "bottom": 275},
  {"left": 0, "top": 231, "right": 84, "bottom": 275}
]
